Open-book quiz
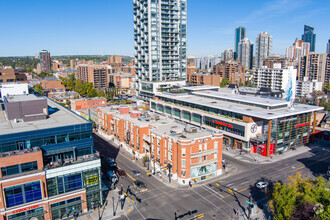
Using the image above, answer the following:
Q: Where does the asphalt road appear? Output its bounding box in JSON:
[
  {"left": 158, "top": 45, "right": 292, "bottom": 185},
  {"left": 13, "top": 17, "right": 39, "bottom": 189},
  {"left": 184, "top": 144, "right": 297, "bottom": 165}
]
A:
[{"left": 93, "top": 134, "right": 330, "bottom": 220}]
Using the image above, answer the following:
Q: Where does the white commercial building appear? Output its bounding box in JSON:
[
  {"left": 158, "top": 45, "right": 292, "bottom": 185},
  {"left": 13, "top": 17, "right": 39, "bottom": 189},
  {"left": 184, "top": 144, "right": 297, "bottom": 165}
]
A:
[
  {"left": 0, "top": 83, "right": 29, "bottom": 98},
  {"left": 253, "top": 64, "right": 297, "bottom": 100},
  {"left": 134, "top": 0, "right": 187, "bottom": 99}
]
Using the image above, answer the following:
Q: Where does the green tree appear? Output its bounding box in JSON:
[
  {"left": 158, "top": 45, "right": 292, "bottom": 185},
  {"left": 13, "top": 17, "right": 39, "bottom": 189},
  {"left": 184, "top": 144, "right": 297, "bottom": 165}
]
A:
[
  {"left": 269, "top": 172, "right": 330, "bottom": 220},
  {"left": 33, "top": 84, "right": 43, "bottom": 94},
  {"left": 220, "top": 77, "right": 230, "bottom": 87},
  {"left": 319, "top": 98, "right": 327, "bottom": 108}
]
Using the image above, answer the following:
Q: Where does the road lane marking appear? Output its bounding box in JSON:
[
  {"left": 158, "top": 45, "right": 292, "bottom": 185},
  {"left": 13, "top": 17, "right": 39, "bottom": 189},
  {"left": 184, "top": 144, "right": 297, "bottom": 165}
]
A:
[
  {"left": 118, "top": 166, "right": 136, "bottom": 181},
  {"left": 192, "top": 185, "right": 196, "bottom": 188},
  {"left": 221, "top": 187, "right": 250, "bottom": 199},
  {"left": 240, "top": 181, "right": 249, "bottom": 185},
  {"left": 127, "top": 209, "right": 131, "bottom": 212},
  {"left": 289, "top": 155, "right": 330, "bottom": 173},
  {"left": 191, "top": 189, "right": 230, "bottom": 218},
  {"left": 171, "top": 186, "right": 175, "bottom": 188}
]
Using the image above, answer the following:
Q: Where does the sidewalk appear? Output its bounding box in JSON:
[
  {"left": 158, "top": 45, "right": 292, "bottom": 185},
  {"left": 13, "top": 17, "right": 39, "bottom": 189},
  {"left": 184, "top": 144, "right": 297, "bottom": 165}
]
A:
[
  {"left": 96, "top": 131, "right": 237, "bottom": 189},
  {"left": 79, "top": 188, "right": 135, "bottom": 220},
  {"left": 223, "top": 144, "right": 317, "bottom": 164}
]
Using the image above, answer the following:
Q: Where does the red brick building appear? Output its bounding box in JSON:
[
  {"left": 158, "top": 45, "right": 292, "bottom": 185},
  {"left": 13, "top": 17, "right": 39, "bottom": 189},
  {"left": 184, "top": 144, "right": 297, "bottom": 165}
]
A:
[
  {"left": 71, "top": 97, "right": 107, "bottom": 111},
  {"left": 97, "top": 106, "right": 223, "bottom": 184}
]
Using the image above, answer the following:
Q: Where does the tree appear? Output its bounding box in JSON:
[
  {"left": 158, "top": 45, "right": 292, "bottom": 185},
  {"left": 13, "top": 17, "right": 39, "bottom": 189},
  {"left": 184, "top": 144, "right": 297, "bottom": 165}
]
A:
[
  {"left": 33, "top": 84, "right": 43, "bottom": 94},
  {"left": 220, "top": 77, "right": 230, "bottom": 87},
  {"left": 319, "top": 98, "right": 327, "bottom": 108},
  {"left": 269, "top": 172, "right": 330, "bottom": 220}
]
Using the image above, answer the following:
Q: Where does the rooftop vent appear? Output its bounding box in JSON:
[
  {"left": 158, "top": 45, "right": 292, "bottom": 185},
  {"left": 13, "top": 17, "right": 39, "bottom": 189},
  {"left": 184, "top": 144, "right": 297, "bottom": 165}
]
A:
[{"left": 185, "top": 125, "right": 197, "bottom": 133}]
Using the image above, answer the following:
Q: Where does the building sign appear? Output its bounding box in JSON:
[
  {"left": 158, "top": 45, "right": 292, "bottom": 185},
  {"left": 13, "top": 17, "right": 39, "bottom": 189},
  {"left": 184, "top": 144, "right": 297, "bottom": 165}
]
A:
[
  {"left": 212, "top": 120, "right": 233, "bottom": 128},
  {"left": 190, "top": 162, "right": 217, "bottom": 178},
  {"left": 85, "top": 176, "right": 99, "bottom": 185},
  {"left": 294, "top": 122, "right": 309, "bottom": 128},
  {"left": 12, "top": 205, "right": 39, "bottom": 214}
]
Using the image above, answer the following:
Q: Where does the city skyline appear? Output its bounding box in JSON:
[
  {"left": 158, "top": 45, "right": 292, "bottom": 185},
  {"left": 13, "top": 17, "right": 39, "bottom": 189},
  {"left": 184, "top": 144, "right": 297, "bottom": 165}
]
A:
[{"left": 0, "top": 0, "right": 329, "bottom": 57}]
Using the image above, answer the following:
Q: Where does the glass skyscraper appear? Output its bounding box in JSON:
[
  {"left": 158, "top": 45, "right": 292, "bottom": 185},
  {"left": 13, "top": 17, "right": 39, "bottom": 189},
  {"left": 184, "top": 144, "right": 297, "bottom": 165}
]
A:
[
  {"left": 302, "top": 25, "right": 316, "bottom": 52},
  {"left": 235, "top": 26, "right": 246, "bottom": 60},
  {"left": 134, "top": 0, "right": 187, "bottom": 99}
]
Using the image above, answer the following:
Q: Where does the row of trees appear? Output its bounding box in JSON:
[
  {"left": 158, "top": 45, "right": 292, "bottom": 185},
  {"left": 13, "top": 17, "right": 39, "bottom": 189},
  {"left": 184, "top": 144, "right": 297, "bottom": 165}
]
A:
[
  {"left": 0, "top": 57, "right": 39, "bottom": 72},
  {"left": 60, "top": 74, "right": 120, "bottom": 100},
  {"left": 269, "top": 173, "right": 329, "bottom": 220}
]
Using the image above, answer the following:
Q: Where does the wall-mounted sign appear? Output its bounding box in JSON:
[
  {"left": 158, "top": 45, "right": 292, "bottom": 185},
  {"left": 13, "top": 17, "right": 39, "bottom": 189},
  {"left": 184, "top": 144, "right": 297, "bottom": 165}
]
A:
[
  {"left": 12, "top": 205, "right": 39, "bottom": 214},
  {"left": 250, "top": 124, "right": 257, "bottom": 133}
]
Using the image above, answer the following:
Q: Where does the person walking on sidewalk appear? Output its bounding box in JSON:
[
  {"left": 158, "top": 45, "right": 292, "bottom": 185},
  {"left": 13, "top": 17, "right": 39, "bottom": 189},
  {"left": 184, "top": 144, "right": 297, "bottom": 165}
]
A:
[{"left": 189, "top": 180, "right": 192, "bottom": 187}]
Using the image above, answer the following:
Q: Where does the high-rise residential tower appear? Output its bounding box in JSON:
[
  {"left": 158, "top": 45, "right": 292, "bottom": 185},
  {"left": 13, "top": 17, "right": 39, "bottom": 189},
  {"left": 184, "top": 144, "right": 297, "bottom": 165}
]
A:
[
  {"left": 221, "top": 49, "right": 234, "bottom": 61},
  {"left": 238, "top": 38, "right": 253, "bottom": 70},
  {"left": 234, "top": 26, "right": 246, "bottom": 60},
  {"left": 302, "top": 25, "right": 316, "bottom": 52},
  {"left": 39, "top": 50, "right": 51, "bottom": 73},
  {"left": 327, "top": 39, "right": 330, "bottom": 54},
  {"left": 134, "top": 0, "right": 187, "bottom": 99},
  {"left": 255, "top": 32, "right": 272, "bottom": 68}
]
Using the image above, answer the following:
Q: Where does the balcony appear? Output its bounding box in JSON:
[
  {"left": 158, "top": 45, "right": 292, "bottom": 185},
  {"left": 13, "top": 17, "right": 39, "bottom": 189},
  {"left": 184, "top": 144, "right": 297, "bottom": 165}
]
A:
[
  {"left": 44, "top": 153, "right": 100, "bottom": 170},
  {"left": 0, "top": 147, "right": 41, "bottom": 158}
]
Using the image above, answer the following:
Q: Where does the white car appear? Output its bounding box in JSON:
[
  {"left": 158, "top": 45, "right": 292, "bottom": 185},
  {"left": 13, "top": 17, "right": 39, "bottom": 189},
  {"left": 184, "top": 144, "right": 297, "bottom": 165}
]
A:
[{"left": 256, "top": 181, "right": 269, "bottom": 189}]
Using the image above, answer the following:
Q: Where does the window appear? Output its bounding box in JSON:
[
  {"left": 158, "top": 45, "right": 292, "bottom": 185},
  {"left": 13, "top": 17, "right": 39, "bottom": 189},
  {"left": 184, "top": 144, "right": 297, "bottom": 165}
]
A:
[
  {"left": 203, "top": 156, "right": 207, "bottom": 161},
  {"left": 214, "top": 142, "right": 218, "bottom": 149},
  {"left": 204, "top": 143, "right": 207, "bottom": 151},
  {"left": 168, "top": 142, "right": 172, "bottom": 151},
  {"left": 199, "top": 144, "right": 202, "bottom": 152},
  {"left": 182, "top": 148, "right": 186, "bottom": 157},
  {"left": 1, "top": 161, "right": 38, "bottom": 177},
  {"left": 157, "top": 148, "right": 160, "bottom": 155},
  {"left": 168, "top": 152, "right": 172, "bottom": 161},
  {"left": 214, "top": 153, "right": 217, "bottom": 159},
  {"left": 157, "top": 138, "right": 160, "bottom": 146},
  {"left": 182, "top": 159, "right": 186, "bottom": 167},
  {"left": 4, "top": 181, "right": 42, "bottom": 208},
  {"left": 199, "top": 157, "right": 202, "bottom": 163}
]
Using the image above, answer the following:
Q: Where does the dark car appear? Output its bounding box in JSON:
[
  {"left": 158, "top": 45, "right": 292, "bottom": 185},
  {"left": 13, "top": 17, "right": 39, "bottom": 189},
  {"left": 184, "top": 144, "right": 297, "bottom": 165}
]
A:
[
  {"left": 131, "top": 170, "right": 141, "bottom": 176},
  {"left": 117, "top": 169, "right": 127, "bottom": 178},
  {"left": 106, "top": 158, "right": 117, "bottom": 168},
  {"left": 133, "top": 180, "right": 147, "bottom": 191}
]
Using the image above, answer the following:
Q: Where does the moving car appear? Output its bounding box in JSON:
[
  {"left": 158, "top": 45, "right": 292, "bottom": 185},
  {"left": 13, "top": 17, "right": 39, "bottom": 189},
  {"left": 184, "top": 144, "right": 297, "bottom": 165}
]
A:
[
  {"left": 133, "top": 180, "right": 148, "bottom": 192},
  {"left": 131, "top": 170, "right": 141, "bottom": 176},
  {"left": 117, "top": 169, "right": 127, "bottom": 178},
  {"left": 256, "top": 181, "right": 269, "bottom": 189}
]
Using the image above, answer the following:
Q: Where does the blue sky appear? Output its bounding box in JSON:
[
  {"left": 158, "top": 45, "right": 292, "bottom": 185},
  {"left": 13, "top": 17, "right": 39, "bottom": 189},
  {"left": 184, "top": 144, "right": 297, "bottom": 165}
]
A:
[{"left": 0, "top": 0, "right": 329, "bottom": 57}]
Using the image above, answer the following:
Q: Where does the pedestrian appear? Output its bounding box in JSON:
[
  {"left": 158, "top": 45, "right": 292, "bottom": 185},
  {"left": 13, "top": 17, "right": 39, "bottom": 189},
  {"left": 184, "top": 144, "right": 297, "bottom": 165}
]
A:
[{"left": 189, "top": 180, "right": 192, "bottom": 187}]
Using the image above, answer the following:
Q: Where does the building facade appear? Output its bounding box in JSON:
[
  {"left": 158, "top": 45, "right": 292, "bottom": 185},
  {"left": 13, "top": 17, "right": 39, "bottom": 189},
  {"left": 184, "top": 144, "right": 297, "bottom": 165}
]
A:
[
  {"left": 134, "top": 0, "right": 187, "bottom": 99},
  {"left": 0, "top": 94, "right": 102, "bottom": 220},
  {"left": 286, "top": 38, "right": 310, "bottom": 66},
  {"left": 298, "top": 53, "right": 330, "bottom": 90},
  {"left": 234, "top": 26, "right": 246, "bottom": 60},
  {"left": 302, "top": 25, "right": 316, "bottom": 52},
  {"left": 109, "top": 73, "right": 136, "bottom": 91},
  {"left": 238, "top": 38, "right": 253, "bottom": 70},
  {"left": 221, "top": 49, "right": 234, "bottom": 61},
  {"left": 253, "top": 64, "right": 297, "bottom": 100},
  {"left": 150, "top": 88, "right": 322, "bottom": 158},
  {"left": 39, "top": 50, "right": 51, "bottom": 73},
  {"left": 296, "top": 77, "right": 323, "bottom": 97},
  {"left": 70, "top": 97, "right": 107, "bottom": 111},
  {"left": 76, "top": 64, "right": 111, "bottom": 89},
  {"left": 97, "top": 106, "right": 223, "bottom": 185},
  {"left": 263, "top": 55, "right": 293, "bottom": 69},
  {"left": 255, "top": 32, "right": 272, "bottom": 68},
  {"left": 327, "top": 39, "right": 330, "bottom": 54},
  {"left": 212, "top": 59, "right": 246, "bottom": 85},
  {"left": 0, "top": 69, "right": 27, "bottom": 85}
]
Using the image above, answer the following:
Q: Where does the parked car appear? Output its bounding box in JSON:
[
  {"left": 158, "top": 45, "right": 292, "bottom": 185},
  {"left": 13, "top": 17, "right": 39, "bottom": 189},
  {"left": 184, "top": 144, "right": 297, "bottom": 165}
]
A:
[
  {"left": 133, "top": 180, "right": 148, "bottom": 192},
  {"left": 117, "top": 169, "right": 127, "bottom": 178},
  {"left": 106, "top": 158, "right": 117, "bottom": 168},
  {"left": 256, "top": 181, "right": 269, "bottom": 189},
  {"left": 131, "top": 170, "right": 141, "bottom": 176}
]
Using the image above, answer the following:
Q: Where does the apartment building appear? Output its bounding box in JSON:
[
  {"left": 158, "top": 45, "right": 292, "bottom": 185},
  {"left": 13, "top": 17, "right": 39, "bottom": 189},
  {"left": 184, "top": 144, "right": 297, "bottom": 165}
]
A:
[
  {"left": 109, "top": 73, "right": 136, "bottom": 91},
  {"left": 263, "top": 55, "right": 293, "bottom": 69},
  {"left": 212, "top": 59, "right": 246, "bottom": 84},
  {"left": 298, "top": 53, "right": 330, "bottom": 89},
  {"left": 253, "top": 64, "right": 297, "bottom": 100},
  {"left": 0, "top": 69, "right": 27, "bottom": 85},
  {"left": 150, "top": 87, "right": 322, "bottom": 157},
  {"left": 77, "top": 64, "right": 111, "bottom": 89},
  {"left": 134, "top": 0, "right": 187, "bottom": 99},
  {"left": 296, "top": 77, "right": 323, "bottom": 97},
  {"left": 39, "top": 50, "right": 51, "bottom": 73},
  {"left": 0, "top": 94, "right": 102, "bottom": 220},
  {"left": 97, "top": 106, "right": 223, "bottom": 185}
]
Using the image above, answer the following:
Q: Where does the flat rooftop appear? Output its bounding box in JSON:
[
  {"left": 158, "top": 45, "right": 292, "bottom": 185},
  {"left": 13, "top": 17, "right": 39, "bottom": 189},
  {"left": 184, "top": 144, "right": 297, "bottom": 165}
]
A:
[
  {"left": 183, "top": 85, "right": 219, "bottom": 91},
  {"left": 0, "top": 96, "right": 90, "bottom": 136},
  {"left": 156, "top": 91, "right": 323, "bottom": 120},
  {"left": 4, "top": 94, "right": 45, "bottom": 102}
]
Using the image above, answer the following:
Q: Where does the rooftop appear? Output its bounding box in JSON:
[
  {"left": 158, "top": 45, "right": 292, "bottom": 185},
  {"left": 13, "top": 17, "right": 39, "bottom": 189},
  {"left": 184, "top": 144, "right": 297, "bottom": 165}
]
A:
[
  {"left": 156, "top": 91, "right": 323, "bottom": 120},
  {"left": 0, "top": 96, "right": 90, "bottom": 136},
  {"left": 4, "top": 94, "right": 45, "bottom": 103}
]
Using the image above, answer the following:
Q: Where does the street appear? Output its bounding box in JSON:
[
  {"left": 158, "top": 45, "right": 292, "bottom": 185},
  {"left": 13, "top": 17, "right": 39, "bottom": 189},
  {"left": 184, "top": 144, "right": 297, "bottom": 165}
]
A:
[{"left": 93, "top": 134, "right": 330, "bottom": 220}]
